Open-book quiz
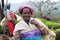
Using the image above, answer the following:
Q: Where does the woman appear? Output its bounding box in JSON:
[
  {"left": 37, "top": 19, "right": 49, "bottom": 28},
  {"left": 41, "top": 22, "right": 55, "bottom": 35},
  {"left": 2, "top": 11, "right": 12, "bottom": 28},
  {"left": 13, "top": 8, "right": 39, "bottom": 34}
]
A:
[
  {"left": 4, "top": 4, "right": 17, "bottom": 37},
  {"left": 13, "top": 5, "right": 50, "bottom": 40}
]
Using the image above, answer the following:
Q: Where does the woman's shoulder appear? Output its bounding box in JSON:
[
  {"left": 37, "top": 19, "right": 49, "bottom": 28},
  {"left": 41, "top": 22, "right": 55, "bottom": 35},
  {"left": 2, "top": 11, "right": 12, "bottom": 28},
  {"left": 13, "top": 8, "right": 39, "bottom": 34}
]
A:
[
  {"left": 31, "top": 18, "right": 41, "bottom": 22},
  {"left": 15, "top": 20, "right": 23, "bottom": 26},
  {"left": 14, "top": 20, "right": 26, "bottom": 32}
]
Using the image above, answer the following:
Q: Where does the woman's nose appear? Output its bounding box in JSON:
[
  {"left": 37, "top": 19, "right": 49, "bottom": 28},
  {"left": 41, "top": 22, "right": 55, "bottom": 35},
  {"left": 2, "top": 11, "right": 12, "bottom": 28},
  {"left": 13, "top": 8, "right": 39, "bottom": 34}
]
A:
[{"left": 25, "top": 13, "right": 29, "bottom": 15}]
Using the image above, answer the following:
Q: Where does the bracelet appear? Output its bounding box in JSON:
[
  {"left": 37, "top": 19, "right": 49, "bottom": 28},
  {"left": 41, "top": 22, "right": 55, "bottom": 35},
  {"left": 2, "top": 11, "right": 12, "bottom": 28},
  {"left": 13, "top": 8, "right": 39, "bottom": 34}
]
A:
[
  {"left": 35, "top": 23, "right": 39, "bottom": 26},
  {"left": 40, "top": 27, "right": 45, "bottom": 31}
]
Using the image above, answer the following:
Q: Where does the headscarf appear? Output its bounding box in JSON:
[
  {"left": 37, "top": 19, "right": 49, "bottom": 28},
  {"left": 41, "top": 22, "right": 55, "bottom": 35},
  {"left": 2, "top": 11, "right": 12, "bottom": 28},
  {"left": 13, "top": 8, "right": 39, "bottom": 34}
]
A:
[{"left": 18, "top": 5, "right": 34, "bottom": 14}]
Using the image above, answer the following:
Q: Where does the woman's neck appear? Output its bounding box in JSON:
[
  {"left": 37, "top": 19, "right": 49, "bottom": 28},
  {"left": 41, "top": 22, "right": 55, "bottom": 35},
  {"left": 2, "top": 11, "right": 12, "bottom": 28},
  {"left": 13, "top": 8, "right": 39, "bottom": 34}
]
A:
[{"left": 25, "top": 20, "right": 30, "bottom": 25}]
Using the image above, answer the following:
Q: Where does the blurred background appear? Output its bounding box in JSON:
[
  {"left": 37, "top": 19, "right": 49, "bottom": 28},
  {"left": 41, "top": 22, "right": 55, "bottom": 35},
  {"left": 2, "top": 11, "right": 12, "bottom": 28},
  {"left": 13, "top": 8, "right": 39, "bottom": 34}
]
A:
[{"left": 0, "top": 0, "right": 60, "bottom": 40}]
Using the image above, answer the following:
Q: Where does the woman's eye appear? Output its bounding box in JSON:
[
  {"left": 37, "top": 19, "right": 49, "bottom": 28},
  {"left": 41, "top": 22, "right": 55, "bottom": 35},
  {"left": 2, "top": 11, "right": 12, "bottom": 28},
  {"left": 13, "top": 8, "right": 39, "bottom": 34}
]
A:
[
  {"left": 23, "top": 13, "right": 26, "bottom": 14},
  {"left": 23, "top": 12, "right": 30, "bottom": 14},
  {"left": 28, "top": 12, "right": 30, "bottom": 14}
]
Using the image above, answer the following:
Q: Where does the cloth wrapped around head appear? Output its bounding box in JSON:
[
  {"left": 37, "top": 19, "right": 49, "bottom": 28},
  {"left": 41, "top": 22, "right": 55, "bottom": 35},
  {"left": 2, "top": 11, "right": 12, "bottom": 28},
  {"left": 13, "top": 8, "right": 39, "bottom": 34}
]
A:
[{"left": 18, "top": 5, "right": 34, "bottom": 14}]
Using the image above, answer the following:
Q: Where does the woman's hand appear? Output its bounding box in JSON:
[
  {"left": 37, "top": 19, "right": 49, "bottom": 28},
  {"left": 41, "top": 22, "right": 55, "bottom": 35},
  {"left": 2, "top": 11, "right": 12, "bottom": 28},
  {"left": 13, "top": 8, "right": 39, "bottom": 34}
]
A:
[
  {"left": 30, "top": 19, "right": 39, "bottom": 26},
  {"left": 30, "top": 19, "right": 49, "bottom": 35}
]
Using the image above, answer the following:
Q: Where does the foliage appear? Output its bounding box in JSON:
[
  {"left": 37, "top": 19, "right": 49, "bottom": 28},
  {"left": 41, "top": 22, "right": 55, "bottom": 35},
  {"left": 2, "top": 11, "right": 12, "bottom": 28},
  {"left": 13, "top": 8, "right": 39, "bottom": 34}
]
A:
[
  {"left": 0, "top": 26, "right": 3, "bottom": 34},
  {"left": 38, "top": 18, "right": 60, "bottom": 32},
  {"left": 38, "top": 18, "right": 60, "bottom": 40},
  {"left": 55, "top": 29, "right": 60, "bottom": 40}
]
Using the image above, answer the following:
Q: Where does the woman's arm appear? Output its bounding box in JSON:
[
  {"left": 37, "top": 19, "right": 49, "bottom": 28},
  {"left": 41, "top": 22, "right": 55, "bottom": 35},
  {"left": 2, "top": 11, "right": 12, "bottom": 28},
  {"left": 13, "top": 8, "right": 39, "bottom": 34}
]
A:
[
  {"left": 36, "top": 23, "right": 50, "bottom": 35},
  {"left": 11, "top": 30, "right": 20, "bottom": 40},
  {"left": 30, "top": 19, "right": 50, "bottom": 35}
]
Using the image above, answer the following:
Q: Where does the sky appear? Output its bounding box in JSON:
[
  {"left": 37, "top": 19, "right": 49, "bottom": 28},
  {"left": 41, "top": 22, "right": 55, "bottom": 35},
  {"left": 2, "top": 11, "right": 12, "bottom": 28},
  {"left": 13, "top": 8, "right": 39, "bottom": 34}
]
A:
[
  {"left": 3, "top": 0, "right": 59, "bottom": 4},
  {"left": 0, "top": 0, "right": 59, "bottom": 12},
  {"left": 0, "top": 0, "right": 59, "bottom": 4},
  {"left": 42, "top": 0, "right": 59, "bottom": 2}
]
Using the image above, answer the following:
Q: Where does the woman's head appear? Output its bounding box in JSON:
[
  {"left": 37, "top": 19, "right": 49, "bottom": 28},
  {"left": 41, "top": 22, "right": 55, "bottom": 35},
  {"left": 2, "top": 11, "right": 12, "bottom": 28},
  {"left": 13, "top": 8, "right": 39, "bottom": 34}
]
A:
[
  {"left": 18, "top": 6, "right": 34, "bottom": 22},
  {"left": 7, "top": 4, "right": 10, "bottom": 9}
]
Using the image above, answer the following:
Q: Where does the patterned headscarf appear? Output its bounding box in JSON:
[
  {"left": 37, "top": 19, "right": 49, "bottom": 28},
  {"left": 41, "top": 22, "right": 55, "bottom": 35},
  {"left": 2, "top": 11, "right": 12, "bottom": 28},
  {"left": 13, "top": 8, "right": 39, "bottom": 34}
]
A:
[{"left": 18, "top": 5, "right": 34, "bottom": 14}]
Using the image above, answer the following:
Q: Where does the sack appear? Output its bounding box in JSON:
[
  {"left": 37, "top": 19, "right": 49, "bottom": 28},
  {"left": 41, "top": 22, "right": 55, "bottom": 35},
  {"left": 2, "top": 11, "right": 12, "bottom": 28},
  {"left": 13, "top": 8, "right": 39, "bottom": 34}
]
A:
[
  {"left": 43, "top": 30, "right": 56, "bottom": 40},
  {"left": 43, "top": 35, "right": 50, "bottom": 40}
]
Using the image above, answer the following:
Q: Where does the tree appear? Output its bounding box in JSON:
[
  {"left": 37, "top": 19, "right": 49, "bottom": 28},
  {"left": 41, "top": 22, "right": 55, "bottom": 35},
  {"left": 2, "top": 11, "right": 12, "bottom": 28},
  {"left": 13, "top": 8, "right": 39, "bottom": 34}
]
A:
[
  {"left": 27, "top": 0, "right": 43, "bottom": 18},
  {"left": 27, "top": 0, "right": 51, "bottom": 18},
  {"left": 0, "top": 0, "right": 4, "bottom": 22}
]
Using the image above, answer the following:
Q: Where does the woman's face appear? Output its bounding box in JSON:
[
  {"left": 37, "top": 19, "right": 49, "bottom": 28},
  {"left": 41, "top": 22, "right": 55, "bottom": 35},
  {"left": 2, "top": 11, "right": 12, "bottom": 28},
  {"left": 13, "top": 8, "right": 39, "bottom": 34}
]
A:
[{"left": 21, "top": 8, "right": 33, "bottom": 21}]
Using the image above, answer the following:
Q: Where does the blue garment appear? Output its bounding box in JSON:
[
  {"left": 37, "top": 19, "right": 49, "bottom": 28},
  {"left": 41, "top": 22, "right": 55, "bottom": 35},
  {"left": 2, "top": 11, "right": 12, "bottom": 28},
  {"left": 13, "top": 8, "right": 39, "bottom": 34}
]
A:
[
  {"left": 21, "top": 35, "right": 43, "bottom": 40},
  {"left": 20, "top": 29, "right": 43, "bottom": 40}
]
